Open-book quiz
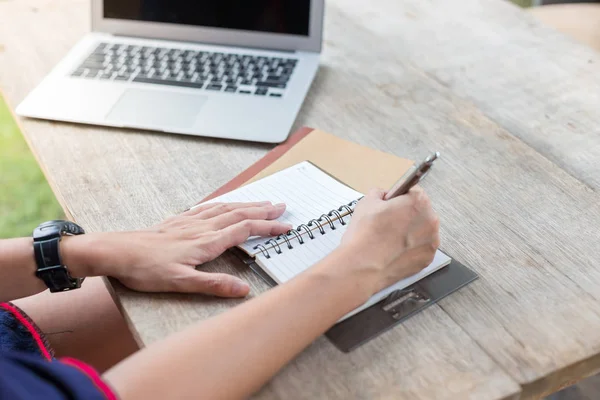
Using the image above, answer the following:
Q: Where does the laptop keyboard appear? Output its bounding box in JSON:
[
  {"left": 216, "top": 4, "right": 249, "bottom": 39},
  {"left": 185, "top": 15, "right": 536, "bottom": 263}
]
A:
[{"left": 71, "top": 42, "right": 298, "bottom": 98}]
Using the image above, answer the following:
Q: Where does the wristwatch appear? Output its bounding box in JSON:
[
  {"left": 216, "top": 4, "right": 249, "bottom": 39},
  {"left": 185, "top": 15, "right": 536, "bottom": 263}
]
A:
[{"left": 33, "top": 220, "right": 86, "bottom": 293}]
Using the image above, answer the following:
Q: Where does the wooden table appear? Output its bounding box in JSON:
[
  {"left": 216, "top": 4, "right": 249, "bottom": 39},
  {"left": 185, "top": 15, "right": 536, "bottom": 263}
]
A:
[{"left": 3, "top": 0, "right": 600, "bottom": 398}]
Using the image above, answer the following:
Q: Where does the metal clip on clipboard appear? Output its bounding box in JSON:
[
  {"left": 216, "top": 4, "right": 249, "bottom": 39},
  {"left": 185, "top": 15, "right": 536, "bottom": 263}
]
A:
[
  {"left": 381, "top": 286, "right": 431, "bottom": 320},
  {"left": 231, "top": 248, "right": 477, "bottom": 352},
  {"left": 324, "top": 259, "right": 477, "bottom": 352}
]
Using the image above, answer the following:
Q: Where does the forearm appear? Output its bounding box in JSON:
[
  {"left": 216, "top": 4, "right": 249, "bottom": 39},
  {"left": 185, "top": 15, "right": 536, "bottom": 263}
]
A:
[
  {"left": 104, "top": 247, "right": 376, "bottom": 400},
  {"left": 0, "top": 238, "right": 46, "bottom": 302}
]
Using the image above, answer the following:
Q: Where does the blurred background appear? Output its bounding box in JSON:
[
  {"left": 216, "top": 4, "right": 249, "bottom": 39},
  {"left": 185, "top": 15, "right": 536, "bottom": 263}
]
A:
[
  {"left": 0, "top": 0, "right": 597, "bottom": 238},
  {"left": 0, "top": 96, "right": 64, "bottom": 238}
]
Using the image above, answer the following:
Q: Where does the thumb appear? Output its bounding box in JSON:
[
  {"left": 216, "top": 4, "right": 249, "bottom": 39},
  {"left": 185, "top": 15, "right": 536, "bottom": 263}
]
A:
[
  {"left": 367, "top": 188, "right": 386, "bottom": 200},
  {"left": 170, "top": 268, "right": 250, "bottom": 297}
]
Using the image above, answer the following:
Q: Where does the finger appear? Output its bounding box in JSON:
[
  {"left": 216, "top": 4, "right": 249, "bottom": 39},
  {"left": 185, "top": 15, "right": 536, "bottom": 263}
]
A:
[
  {"left": 367, "top": 188, "right": 386, "bottom": 200},
  {"left": 410, "top": 187, "right": 433, "bottom": 216},
  {"left": 218, "top": 220, "right": 293, "bottom": 249},
  {"left": 187, "top": 201, "right": 273, "bottom": 217},
  {"left": 194, "top": 201, "right": 274, "bottom": 220},
  {"left": 387, "top": 185, "right": 427, "bottom": 210},
  {"left": 386, "top": 184, "right": 423, "bottom": 201},
  {"left": 408, "top": 185, "right": 425, "bottom": 197},
  {"left": 354, "top": 188, "right": 385, "bottom": 212},
  {"left": 169, "top": 268, "right": 250, "bottom": 297},
  {"left": 207, "top": 203, "right": 287, "bottom": 230},
  {"left": 182, "top": 202, "right": 225, "bottom": 216}
]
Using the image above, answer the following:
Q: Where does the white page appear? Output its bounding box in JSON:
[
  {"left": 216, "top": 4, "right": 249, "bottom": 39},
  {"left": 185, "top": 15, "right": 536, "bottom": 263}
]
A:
[
  {"left": 195, "top": 161, "right": 362, "bottom": 254},
  {"left": 256, "top": 223, "right": 451, "bottom": 322}
]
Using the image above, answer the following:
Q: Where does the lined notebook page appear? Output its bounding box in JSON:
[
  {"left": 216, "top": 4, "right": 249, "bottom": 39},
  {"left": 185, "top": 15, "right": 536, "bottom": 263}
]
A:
[
  {"left": 195, "top": 161, "right": 362, "bottom": 254},
  {"left": 256, "top": 223, "right": 451, "bottom": 322}
]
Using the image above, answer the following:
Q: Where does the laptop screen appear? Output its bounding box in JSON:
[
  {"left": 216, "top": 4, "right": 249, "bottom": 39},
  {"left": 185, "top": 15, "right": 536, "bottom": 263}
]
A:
[{"left": 104, "top": 0, "right": 311, "bottom": 36}]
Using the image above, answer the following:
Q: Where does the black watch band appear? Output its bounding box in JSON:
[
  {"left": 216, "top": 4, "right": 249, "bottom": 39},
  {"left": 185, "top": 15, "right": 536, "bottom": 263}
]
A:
[{"left": 33, "top": 220, "right": 85, "bottom": 293}]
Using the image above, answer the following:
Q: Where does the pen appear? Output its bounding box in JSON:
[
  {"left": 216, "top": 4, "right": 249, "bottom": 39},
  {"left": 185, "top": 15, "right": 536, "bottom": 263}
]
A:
[{"left": 383, "top": 152, "right": 440, "bottom": 200}]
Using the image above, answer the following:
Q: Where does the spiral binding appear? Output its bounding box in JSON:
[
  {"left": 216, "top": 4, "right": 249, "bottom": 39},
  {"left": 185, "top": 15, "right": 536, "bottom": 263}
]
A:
[{"left": 253, "top": 198, "right": 360, "bottom": 259}]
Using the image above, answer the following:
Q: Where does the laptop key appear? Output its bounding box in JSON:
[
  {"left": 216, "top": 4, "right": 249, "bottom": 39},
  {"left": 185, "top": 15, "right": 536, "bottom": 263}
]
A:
[
  {"left": 224, "top": 86, "right": 237, "bottom": 92},
  {"left": 206, "top": 84, "right": 223, "bottom": 91},
  {"left": 81, "top": 62, "right": 103, "bottom": 70},
  {"left": 133, "top": 76, "right": 204, "bottom": 89},
  {"left": 269, "top": 93, "right": 283, "bottom": 97},
  {"left": 87, "top": 52, "right": 105, "bottom": 59},
  {"left": 255, "top": 88, "right": 268, "bottom": 96},
  {"left": 256, "top": 81, "right": 286, "bottom": 89}
]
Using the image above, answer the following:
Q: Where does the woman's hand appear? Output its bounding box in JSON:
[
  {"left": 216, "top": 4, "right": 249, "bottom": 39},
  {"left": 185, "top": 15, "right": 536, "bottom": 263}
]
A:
[
  {"left": 104, "top": 187, "right": 441, "bottom": 400},
  {"left": 338, "top": 186, "right": 440, "bottom": 296},
  {"left": 62, "top": 201, "right": 291, "bottom": 297}
]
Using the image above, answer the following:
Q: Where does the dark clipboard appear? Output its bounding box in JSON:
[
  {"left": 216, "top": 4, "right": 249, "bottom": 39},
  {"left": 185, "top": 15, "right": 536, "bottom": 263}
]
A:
[{"left": 231, "top": 248, "right": 478, "bottom": 352}]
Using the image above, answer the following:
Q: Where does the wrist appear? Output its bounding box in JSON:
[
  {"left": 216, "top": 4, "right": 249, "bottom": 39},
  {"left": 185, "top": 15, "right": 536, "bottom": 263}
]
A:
[
  {"left": 60, "top": 233, "right": 113, "bottom": 278},
  {"left": 309, "top": 245, "right": 381, "bottom": 306}
]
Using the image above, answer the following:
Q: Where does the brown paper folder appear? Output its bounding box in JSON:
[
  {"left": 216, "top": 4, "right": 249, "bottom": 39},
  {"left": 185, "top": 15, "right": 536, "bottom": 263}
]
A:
[
  {"left": 245, "top": 129, "right": 415, "bottom": 191},
  {"left": 201, "top": 127, "right": 477, "bottom": 352},
  {"left": 201, "top": 127, "right": 415, "bottom": 202}
]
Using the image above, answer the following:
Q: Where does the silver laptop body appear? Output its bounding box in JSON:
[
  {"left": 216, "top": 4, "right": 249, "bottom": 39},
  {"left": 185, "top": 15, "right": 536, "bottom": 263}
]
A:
[{"left": 17, "top": 0, "right": 324, "bottom": 143}]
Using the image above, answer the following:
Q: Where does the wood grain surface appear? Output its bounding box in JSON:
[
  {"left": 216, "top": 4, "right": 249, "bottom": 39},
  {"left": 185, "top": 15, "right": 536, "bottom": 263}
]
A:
[{"left": 2, "top": 0, "right": 600, "bottom": 398}]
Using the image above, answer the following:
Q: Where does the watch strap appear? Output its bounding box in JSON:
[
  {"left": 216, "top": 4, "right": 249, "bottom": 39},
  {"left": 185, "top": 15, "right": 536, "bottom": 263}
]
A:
[{"left": 33, "top": 221, "right": 84, "bottom": 293}]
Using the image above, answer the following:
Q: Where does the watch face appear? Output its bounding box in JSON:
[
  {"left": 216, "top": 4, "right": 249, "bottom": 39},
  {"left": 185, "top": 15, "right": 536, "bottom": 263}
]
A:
[
  {"left": 33, "top": 220, "right": 84, "bottom": 240},
  {"left": 34, "top": 221, "right": 63, "bottom": 241}
]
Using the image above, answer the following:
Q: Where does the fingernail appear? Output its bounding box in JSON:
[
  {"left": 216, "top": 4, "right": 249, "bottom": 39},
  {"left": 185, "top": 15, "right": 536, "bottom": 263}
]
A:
[
  {"left": 232, "top": 280, "right": 250, "bottom": 296},
  {"left": 275, "top": 203, "right": 286, "bottom": 210}
]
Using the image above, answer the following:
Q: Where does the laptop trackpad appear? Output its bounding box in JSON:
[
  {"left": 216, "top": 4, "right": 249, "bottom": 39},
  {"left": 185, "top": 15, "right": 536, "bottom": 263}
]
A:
[{"left": 106, "top": 88, "right": 207, "bottom": 130}]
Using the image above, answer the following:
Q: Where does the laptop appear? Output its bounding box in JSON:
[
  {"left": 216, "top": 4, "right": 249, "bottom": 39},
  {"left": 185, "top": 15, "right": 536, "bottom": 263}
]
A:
[{"left": 16, "top": 1, "right": 324, "bottom": 143}]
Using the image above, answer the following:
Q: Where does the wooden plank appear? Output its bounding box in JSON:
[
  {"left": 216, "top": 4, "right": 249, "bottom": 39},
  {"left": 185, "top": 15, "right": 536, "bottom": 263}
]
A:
[
  {"left": 317, "top": 1, "right": 600, "bottom": 396},
  {"left": 6, "top": 0, "right": 600, "bottom": 398},
  {"left": 340, "top": 0, "right": 600, "bottom": 192}
]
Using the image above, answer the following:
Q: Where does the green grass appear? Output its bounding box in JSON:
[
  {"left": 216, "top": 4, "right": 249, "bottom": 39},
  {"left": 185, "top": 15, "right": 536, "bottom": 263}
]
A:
[
  {"left": 512, "top": 0, "right": 533, "bottom": 7},
  {"left": 0, "top": 95, "right": 63, "bottom": 238}
]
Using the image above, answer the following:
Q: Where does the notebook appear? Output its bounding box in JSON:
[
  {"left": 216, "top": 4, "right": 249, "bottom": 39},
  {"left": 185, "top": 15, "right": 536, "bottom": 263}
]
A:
[
  {"left": 194, "top": 128, "right": 477, "bottom": 351},
  {"left": 195, "top": 161, "right": 452, "bottom": 322}
]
